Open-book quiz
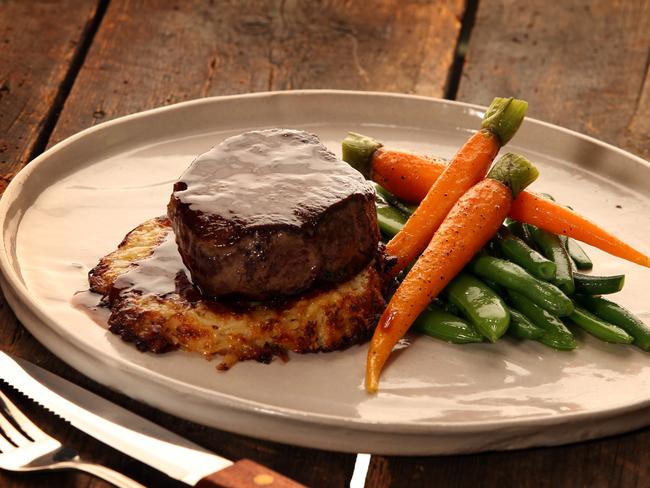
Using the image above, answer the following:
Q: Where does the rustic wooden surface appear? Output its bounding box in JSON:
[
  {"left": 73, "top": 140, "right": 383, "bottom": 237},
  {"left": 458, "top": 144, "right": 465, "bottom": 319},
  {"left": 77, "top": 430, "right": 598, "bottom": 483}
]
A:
[
  {"left": 0, "top": 0, "right": 102, "bottom": 191},
  {"left": 1, "top": 0, "right": 649, "bottom": 487},
  {"left": 456, "top": 0, "right": 650, "bottom": 160},
  {"left": 49, "top": 0, "right": 464, "bottom": 145}
]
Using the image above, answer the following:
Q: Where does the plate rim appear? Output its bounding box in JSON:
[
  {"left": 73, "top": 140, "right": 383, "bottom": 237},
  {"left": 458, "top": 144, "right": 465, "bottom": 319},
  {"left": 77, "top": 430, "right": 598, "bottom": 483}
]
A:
[{"left": 1, "top": 89, "right": 649, "bottom": 441}]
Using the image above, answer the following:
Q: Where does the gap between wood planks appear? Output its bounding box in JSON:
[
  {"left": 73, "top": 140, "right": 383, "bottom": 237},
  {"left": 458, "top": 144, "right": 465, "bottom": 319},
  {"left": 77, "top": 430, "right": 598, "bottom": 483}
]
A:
[
  {"left": 445, "top": 0, "right": 479, "bottom": 100},
  {"left": 26, "top": 0, "right": 110, "bottom": 163}
]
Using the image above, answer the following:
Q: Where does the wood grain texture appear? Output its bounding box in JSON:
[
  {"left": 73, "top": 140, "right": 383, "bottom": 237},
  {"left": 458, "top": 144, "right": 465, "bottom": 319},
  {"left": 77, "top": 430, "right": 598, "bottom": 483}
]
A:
[
  {"left": 49, "top": 0, "right": 464, "bottom": 144},
  {"left": 456, "top": 0, "right": 650, "bottom": 159},
  {"left": 0, "top": 0, "right": 102, "bottom": 192},
  {"left": 3, "top": 1, "right": 464, "bottom": 487},
  {"left": 366, "top": 430, "right": 650, "bottom": 487}
]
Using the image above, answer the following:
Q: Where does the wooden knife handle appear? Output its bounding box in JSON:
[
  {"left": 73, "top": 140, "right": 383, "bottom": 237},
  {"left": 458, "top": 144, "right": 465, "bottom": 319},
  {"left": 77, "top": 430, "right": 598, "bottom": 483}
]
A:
[{"left": 195, "top": 459, "right": 307, "bottom": 488}]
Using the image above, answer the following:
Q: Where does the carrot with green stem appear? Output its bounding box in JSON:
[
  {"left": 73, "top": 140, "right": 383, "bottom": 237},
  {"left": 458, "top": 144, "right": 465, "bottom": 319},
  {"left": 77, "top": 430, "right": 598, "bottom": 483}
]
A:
[
  {"left": 359, "top": 97, "right": 528, "bottom": 276},
  {"left": 342, "top": 136, "right": 650, "bottom": 269},
  {"left": 343, "top": 136, "right": 446, "bottom": 203},
  {"left": 366, "top": 154, "right": 539, "bottom": 393}
]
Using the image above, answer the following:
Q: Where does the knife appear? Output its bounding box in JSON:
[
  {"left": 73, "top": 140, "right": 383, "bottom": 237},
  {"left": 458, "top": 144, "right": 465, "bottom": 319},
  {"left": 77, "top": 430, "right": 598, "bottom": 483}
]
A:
[{"left": 0, "top": 352, "right": 304, "bottom": 487}]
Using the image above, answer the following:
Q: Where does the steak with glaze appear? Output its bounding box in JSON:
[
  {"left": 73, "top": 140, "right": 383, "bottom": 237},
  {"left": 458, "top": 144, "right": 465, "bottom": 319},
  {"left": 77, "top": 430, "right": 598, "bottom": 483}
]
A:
[{"left": 167, "top": 129, "right": 379, "bottom": 300}]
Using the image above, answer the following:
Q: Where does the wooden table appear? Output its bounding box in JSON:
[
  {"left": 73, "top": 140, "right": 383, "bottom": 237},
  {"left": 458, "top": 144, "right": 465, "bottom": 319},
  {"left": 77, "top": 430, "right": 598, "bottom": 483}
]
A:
[{"left": 1, "top": 1, "right": 649, "bottom": 486}]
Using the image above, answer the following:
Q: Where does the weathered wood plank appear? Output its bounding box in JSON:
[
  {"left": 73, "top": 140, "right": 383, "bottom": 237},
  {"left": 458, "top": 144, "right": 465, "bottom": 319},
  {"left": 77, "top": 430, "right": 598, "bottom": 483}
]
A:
[
  {"left": 3, "top": 1, "right": 464, "bottom": 487},
  {"left": 367, "top": 430, "right": 650, "bottom": 487},
  {"left": 456, "top": 0, "right": 650, "bottom": 159},
  {"left": 50, "top": 0, "right": 464, "bottom": 144},
  {"left": 0, "top": 0, "right": 102, "bottom": 192}
]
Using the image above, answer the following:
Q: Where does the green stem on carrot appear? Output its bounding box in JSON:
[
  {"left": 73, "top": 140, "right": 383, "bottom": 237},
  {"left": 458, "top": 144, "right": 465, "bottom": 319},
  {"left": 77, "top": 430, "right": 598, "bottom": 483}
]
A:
[
  {"left": 487, "top": 153, "right": 539, "bottom": 197},
  {"left": 341, "top": 132, "right": 382, "bottom": 178},
  {"left": 481, "top": 97, "right": 529, "bottom": 145}
]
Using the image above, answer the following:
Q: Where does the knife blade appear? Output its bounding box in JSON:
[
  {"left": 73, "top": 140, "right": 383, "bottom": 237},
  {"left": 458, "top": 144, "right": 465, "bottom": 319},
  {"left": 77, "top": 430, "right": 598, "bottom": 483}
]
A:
[{"left": 0, "top": 352, "right": 304, "bottom": 487}]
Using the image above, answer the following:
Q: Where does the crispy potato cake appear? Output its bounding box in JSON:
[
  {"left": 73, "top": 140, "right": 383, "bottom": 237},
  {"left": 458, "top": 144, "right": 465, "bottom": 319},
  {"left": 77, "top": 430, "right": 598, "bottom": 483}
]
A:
[{"left": 89, "top": 217, "right": 386, "bottom": 369}]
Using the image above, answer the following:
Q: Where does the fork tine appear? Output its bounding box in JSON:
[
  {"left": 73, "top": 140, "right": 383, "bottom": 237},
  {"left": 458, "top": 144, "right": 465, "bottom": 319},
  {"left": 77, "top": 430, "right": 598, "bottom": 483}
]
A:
[
  {"left": 0, "top": 424, "right": 15, "bottom": 452},
  {"left": 0, "top": 390, "right": 50, "bottom": 442},
  {"left": 0, "top": 398, "right": 31, "bottom": 447}
]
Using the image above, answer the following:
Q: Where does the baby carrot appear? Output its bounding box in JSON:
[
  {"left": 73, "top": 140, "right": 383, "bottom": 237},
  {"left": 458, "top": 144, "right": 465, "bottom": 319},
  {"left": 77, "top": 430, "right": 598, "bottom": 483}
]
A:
[
  {"left": 384, "top": 97, "right": 528, "bottom": 275},
  {"left": 509, "top": 192, "right": 650, "bottom": 268},
  {"left": 366, "top": 154, "right": 539, "bottom": 393},
  {"left": 343, "top": 134, "right": 446, "bottom": 203},
  {"left": 342, "top": 133, "right": 444, "bottom": 197},
  {"left": 343, "top": 138, "right": 650, "bottom": 268},
  {"left": 372, "top": 148, "right": 446, "bottom": 203}
]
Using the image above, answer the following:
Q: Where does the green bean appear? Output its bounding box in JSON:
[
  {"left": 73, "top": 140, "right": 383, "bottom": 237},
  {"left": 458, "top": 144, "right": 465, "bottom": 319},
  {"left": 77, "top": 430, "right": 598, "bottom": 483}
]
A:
[
  {"left": 413, "top": 305, "right": 483, "bottom": 343},
  {"left": 574, "top": 272, "right": 625, "bottom": 295},
  {"left": 575, "top": 295, "right": 650, "bottom": 351},
  {"left": 508, "top": 290, "right": 576, "bottom": 350},
  {"left": 445, "top": 272, "right": 510, "bottom": 343},
  {"left": 507, "top": 307, "right": 545, "bottom": 340},
  {"left": 470, "top": 255, "right": 573, "bottom": 316},
  {"left": 568, "top": 306, "right": 633, "bottom": 344},
  {"left": 566, "top": 238, "right": 593, "bottom": 270},
  {"left": 526, "top": 224, "right": 575, "bottom": 295},
  {"left": 495, "top": 228, "right": 557, "bottom": 281},
  {"left": 375, "top": 184, "right": 417, "bottom": 216}
]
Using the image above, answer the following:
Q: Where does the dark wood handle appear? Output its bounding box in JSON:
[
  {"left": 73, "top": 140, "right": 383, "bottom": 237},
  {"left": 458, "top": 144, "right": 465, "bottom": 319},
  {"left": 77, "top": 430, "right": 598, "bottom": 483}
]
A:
[{"left": 195, "top": 459, "right": 307, "bottom": 488}]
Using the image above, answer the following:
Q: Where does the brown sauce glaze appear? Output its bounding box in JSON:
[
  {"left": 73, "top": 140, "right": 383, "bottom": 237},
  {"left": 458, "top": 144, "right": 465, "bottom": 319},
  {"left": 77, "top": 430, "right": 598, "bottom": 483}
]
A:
[{"left": 172, "top": 128, "right": 373, "bottom": 227}]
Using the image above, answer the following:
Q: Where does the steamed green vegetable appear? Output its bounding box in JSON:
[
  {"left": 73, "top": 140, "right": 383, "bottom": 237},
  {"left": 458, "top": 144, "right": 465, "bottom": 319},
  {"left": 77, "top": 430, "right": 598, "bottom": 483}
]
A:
[{"left": 445, "top": 272, "right": 511, "bottom": 343}]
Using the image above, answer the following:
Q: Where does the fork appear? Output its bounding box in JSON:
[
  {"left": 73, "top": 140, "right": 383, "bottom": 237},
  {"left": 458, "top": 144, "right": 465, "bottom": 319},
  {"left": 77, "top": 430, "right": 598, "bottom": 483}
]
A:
[{"left": 0, "top": 388, "right": 144, "bottom": 487}]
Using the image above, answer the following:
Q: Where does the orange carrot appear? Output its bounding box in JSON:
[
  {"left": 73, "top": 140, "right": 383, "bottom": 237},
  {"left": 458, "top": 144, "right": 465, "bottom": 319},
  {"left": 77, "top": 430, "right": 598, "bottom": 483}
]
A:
[
  {"left": 343, "top": 98, "right": 528, "bottom": 277},
  {"left": 343, "top": 138, "right": 650, "bottom": 269},
  {"left": 371, "top": 148, "right": 446, "bottom": 203},
  {"left": 385, "top": 129, "right": 499, "bottom": 276},
  {"left": 510, "top": 192, "right": 650, "bottom": 267},
  {"left": 366, "top": 154, "right": 539, "bottom": 392}
]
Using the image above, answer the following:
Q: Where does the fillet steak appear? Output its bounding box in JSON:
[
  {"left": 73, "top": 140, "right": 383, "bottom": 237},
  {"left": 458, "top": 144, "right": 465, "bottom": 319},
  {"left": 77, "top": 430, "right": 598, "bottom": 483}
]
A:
[{"left": 168, "top": 128, "right": 379, "bottom": 300}]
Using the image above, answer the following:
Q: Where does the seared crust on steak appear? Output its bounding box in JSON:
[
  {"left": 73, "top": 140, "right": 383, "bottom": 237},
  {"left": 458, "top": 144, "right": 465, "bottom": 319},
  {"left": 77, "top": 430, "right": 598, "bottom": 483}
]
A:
[
  {"left": 168, "top": 129, "right": 379, "bottom": 301},
  {"left": 88, "top": 218, "right": 386, "bottom": 368}
]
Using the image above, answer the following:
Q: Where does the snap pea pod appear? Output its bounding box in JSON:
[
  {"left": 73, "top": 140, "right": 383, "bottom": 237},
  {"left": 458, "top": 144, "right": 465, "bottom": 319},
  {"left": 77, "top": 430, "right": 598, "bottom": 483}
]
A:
[
  {"left": 445, "top": 272, "right": 510, "bottom": 343},
  {"left": 566, "top": 238, "right": 593, "bottom": 270},
  {"left": 507, "top": 306, "right": 545, "bottom": 340},
  {"left": 507, "top": 290, "right": 576, "bottom": 350},
  {"left": 495, "top": 228, "right": 557, "bottom": 281},
  {"left": 573, "top": 272, "right": 625, "bottom": 295},
  {"left": 376, "top": 206, "right": 406, "bottom": 238},
  {"left": 470, "top": 255, "right": 573, "bottom": 316},
  {"left": 526, "top": 224, "right": 575, "bottom": 295},
  {"left": 575, "top": 295, "right": 650, "bottom": 351},
  {"left": 481, "top": 277, "right": 505, "bottom": 296},
  {"left": 443, "top": 299, "right": 463, "bottom": 317},
  {"left": 375, "top": 191, "right": 407, "bottom": 238},
  {"left": 568, "top": 305, "right": 633, "bottom": 344},
  {"left": 413, "top": 305, "right": 484, "bottom": 343},
  {"left": 375, "top": 184, "right": 417, "bottom": 216}
]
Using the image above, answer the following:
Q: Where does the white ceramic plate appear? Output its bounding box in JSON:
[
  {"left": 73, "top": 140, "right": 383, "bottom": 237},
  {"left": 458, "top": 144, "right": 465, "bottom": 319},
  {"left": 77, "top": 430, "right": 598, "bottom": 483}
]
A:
[{"left": 1, "top": 91, "right": 649, "bottom": 455}]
